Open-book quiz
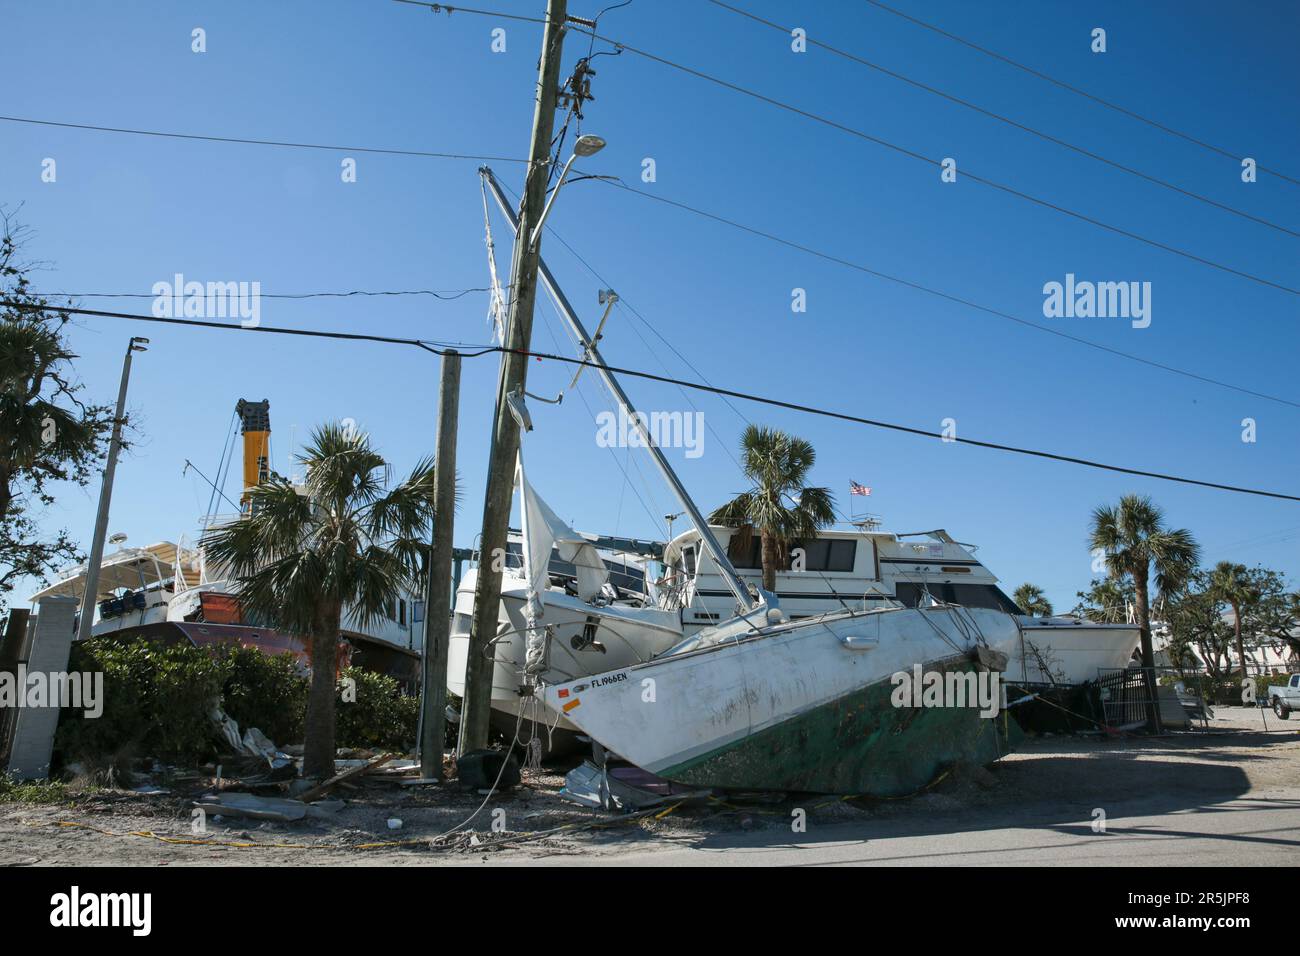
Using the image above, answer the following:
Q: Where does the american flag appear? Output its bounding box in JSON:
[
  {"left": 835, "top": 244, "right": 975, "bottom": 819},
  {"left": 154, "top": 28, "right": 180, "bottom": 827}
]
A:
[{"left": 849, "top": 481, "right": 871, "bottom": 496}]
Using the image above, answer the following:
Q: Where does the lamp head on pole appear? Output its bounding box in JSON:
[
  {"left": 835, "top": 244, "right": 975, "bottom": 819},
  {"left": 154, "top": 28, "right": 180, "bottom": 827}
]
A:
[{"left": 573, "top": 134, "right": 606, "bottom": 157}]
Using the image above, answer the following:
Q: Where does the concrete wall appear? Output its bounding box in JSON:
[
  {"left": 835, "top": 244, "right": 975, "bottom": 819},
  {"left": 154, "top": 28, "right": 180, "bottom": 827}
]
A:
[{"left": 4, "top": 597, "right": 77, "bottom": 780}]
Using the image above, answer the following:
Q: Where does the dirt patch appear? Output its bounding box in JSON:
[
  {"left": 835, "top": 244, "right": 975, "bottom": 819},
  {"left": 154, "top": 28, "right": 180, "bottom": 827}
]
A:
[{"left": 4, "top": 710, "right": 1298, "bottom": 866}]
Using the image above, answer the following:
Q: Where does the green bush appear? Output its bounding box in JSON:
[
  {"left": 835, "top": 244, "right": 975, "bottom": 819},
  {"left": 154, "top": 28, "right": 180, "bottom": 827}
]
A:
[
  {"left": 53, "top": 638, "right": 420, "bottom": 769},
  {"left": 217, "top": 646, "right": 306, "bottom": 746},
  {"left": 335, "top": 666, "right": 419, "bottom": 752},
  {"left": 57, "top": 638, "right": 224, "bottom": 766}
]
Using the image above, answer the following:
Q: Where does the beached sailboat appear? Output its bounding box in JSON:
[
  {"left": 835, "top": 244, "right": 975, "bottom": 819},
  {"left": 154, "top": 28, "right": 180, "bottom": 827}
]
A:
[
  {"left": 543, "top": 604, "right": 1020, "bottom": 795},
  {"left": 465, "top": 170, "right": 1025, "bottom": 792}
]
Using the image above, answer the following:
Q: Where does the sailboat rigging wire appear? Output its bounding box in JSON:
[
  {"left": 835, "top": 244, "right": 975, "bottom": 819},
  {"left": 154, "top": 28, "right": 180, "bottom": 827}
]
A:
[
  {"left": 494, "top": 179, "right": 751, "bottom": 474},
  {"left": 534, "top": 289, "right": 668, "bottom": 536},
  {"left": 18, "top": 299, "right": 1300, "bottom": 503}
]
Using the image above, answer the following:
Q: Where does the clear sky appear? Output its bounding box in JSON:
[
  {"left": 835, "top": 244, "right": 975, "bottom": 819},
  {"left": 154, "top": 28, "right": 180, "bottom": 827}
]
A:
[{"left": 3, "top": 0, "right": 1298, "bottom": 613}]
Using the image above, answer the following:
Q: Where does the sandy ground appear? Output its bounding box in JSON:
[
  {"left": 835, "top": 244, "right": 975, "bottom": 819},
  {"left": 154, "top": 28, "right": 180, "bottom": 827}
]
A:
[{"left": 3, "top": 707, "right": 1297, "bottom": 866}]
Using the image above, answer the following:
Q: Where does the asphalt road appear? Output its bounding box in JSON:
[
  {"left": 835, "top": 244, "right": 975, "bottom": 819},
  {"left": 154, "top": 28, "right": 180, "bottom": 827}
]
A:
[{"left": 523, "top": 789, "right": 1300, "bottom": 866}]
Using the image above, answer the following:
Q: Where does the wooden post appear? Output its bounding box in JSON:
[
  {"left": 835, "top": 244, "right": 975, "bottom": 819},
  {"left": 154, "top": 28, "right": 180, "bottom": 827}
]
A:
[
  {"left": 77, "top": 337, "right": 147, "bottom": 641},
  {"left": 460, "top": 0, "right": 569, "bottom": 754},
  {"left": 419, "top": 350, "right": 461, "bottom": 781}
]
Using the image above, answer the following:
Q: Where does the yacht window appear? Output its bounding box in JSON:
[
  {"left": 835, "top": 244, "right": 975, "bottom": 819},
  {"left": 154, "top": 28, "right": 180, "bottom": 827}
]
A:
[
  {"left": 793, "top": 539, "right": 856, "bottom": 572},
  {"left": 683, "top": 547, "right": 697, "bottom": 577},
  {"left": 893, "top": 583, "right": 1021, "bottom": 614},
  {"left": 730, "top": 537, "right": 855, "bottom": 572}
]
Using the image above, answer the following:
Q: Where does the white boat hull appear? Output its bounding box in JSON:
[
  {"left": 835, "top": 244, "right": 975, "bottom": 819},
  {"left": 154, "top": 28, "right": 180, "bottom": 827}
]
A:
[
  {"left": 544, "top": 605, "right": 1024, "bottom": 795},
  {"left": 447, "top": 569, "right": 682, "bottom": 732},
  {"left": 1008, "top": 617, "right": 1139, "bottom": 686}
]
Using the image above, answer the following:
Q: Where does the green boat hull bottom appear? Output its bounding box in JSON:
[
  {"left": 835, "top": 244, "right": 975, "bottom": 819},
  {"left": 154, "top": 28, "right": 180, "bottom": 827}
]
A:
[{"left": 658, "top": 658, "right": 1023, "bottom": 797}]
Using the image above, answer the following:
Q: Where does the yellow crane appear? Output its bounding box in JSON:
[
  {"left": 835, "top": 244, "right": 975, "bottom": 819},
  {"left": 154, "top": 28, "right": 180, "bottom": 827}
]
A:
[{"left": 235, "top": 398, "right": 271, "bottom": 514}]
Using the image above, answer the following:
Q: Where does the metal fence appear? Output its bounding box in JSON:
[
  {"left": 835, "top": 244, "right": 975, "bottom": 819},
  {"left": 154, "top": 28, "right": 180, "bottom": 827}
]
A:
[{"left": 1090, "top": 665, "right": 1292, "bottom": 734}]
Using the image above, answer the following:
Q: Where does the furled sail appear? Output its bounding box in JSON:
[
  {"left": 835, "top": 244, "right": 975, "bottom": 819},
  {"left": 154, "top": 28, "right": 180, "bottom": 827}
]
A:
[{"left": 517, "top": 450, "right": 608, "bottom": 673}]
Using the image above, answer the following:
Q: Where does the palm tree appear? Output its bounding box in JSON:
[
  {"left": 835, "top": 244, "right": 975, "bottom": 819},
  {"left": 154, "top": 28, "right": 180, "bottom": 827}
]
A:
[
  {"left": 1013, "top": 583, "right": 1054, "bottom": 617},
  {"left": 709, "top": 425, "right": 836, "bottom": 593},
  {"left": 1089, "top": 494, "right": 1199, "bottom": 730},
  {"left": 1208, "top": 561, "right": 1256, "bottom": 677},
  {"left": 203, "top": 423, "right": 437, "bottom": 779}
]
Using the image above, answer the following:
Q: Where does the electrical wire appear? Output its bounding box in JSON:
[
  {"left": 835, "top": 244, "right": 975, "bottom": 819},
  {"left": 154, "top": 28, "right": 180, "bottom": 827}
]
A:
[
  {"left": 33, "top": 288, "right": 494, "bottom": 302},
  {"left": 554, "top": 24, "right": 1300, "bottom": 296},
  {"left": 587, "top": 176, "right": 1300, "bottom": 410},
  {"left": 0, "top": 115, "right": 530, "bottom": 164},
  {"left": 707, "top": 0, "right": 1300, "bottom": 238},
  {"left": 1, "top": 300, "right": 493, "bottom": 356},
  {"left": 11, "top": 298, "right": 1298, "bottom": 502},
  {"left": 862, "top": 0, "right": 1300, "bottom": 189}
]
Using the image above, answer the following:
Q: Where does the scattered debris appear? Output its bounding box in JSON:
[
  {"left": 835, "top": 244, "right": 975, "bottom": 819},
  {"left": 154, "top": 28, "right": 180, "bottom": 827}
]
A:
[
  {"left": 296, "top": 752, "right": 396, "bottom": 802},
  {"left": 561, "top": 759, "right": 710, "bottom": 810},
  {"left": 194, "top": 792, "right": 345, "bottom": 823}
]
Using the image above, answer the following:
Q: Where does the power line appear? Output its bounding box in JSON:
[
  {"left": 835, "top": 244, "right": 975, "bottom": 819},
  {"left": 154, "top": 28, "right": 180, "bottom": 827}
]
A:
[
  {"left": 863, "top": 0, "right": 1300, "bottom": 189},
  {"left": 708, "top": 0, "right": 1300, "bottom": 239},
  {"left": 585, "top": 176, "right": 1300, "bottom": 410},
  {"left": 512, "top": 345, "right": 1300, "bottom": 503},
  {"left": 35, "top": 287, "right": 494, "bottom": 301},
  {"left": 11, "top": 299, "right": 1297, "bottom": 503},
  {"left": 557, "top": 25, "right": 1300, "bottom": 297},
  {"left": 0, "top": 115, "right": 531, "bottom": 164},
  {"left": 389, "top": 0, "right": 557, "bottom": 26},
  {"left": 1, "top": 300, "right": 491, "bottom": 356}
]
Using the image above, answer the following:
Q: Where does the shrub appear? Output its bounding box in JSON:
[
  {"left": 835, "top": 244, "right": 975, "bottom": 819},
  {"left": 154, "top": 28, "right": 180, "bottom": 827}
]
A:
[
  {"left": 216, "top": 646, "right": 306, "bottom": 746},
  {"left": 335, "top": 666, "right": 419, "bottom": 752},
  {"left": 53, "top": 639, "right": 420, "bottom": 769},
  {"left": 56, "top": 638, "right": 224, "bottom": 767}
]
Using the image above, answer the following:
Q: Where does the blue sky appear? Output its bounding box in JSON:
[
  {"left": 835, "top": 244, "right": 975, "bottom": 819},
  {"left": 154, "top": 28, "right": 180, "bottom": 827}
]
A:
[{"left": 3, "top": 0, "right": 1298, "bottom": 612}]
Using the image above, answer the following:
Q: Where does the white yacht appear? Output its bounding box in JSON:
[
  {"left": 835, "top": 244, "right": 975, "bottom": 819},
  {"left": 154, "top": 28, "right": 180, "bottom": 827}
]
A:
[{"left": 447, "top": 515, "right": 1140, "bottom": 738}]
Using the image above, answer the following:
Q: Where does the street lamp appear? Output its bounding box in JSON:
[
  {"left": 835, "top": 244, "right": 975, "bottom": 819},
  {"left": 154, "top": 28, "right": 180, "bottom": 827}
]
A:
[{"left": 529, "top": 134, "right": 606, "bottom": 248}]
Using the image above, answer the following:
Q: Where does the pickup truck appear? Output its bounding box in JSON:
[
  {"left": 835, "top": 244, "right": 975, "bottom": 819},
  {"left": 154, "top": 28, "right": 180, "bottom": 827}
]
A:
[{"left": 1267, "top": 674, "right": 1300, "bottom": 719}]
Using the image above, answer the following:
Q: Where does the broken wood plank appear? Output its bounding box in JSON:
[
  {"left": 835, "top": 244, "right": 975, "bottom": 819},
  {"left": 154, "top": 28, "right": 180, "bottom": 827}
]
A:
[{"left": 297, "top": 752, "right": 395, "bottom": 802}]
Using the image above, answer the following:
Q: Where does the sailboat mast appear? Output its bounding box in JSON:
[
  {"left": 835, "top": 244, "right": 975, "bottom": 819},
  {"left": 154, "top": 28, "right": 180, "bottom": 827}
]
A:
[{"left": 481, "top": 168, "right": 756, "bottom": 613}]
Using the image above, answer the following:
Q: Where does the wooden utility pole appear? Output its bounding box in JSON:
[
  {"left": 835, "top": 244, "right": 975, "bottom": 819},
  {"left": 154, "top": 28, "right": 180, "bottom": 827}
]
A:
[
  {"left": 460, "top": 0, "right": 569, "bottom": 754},
  {"left": 77, "top": 336, "right": 148, "bottom": 642},
  {"left": 419, "top": 349, "right": 461, "bottom": 781}
]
